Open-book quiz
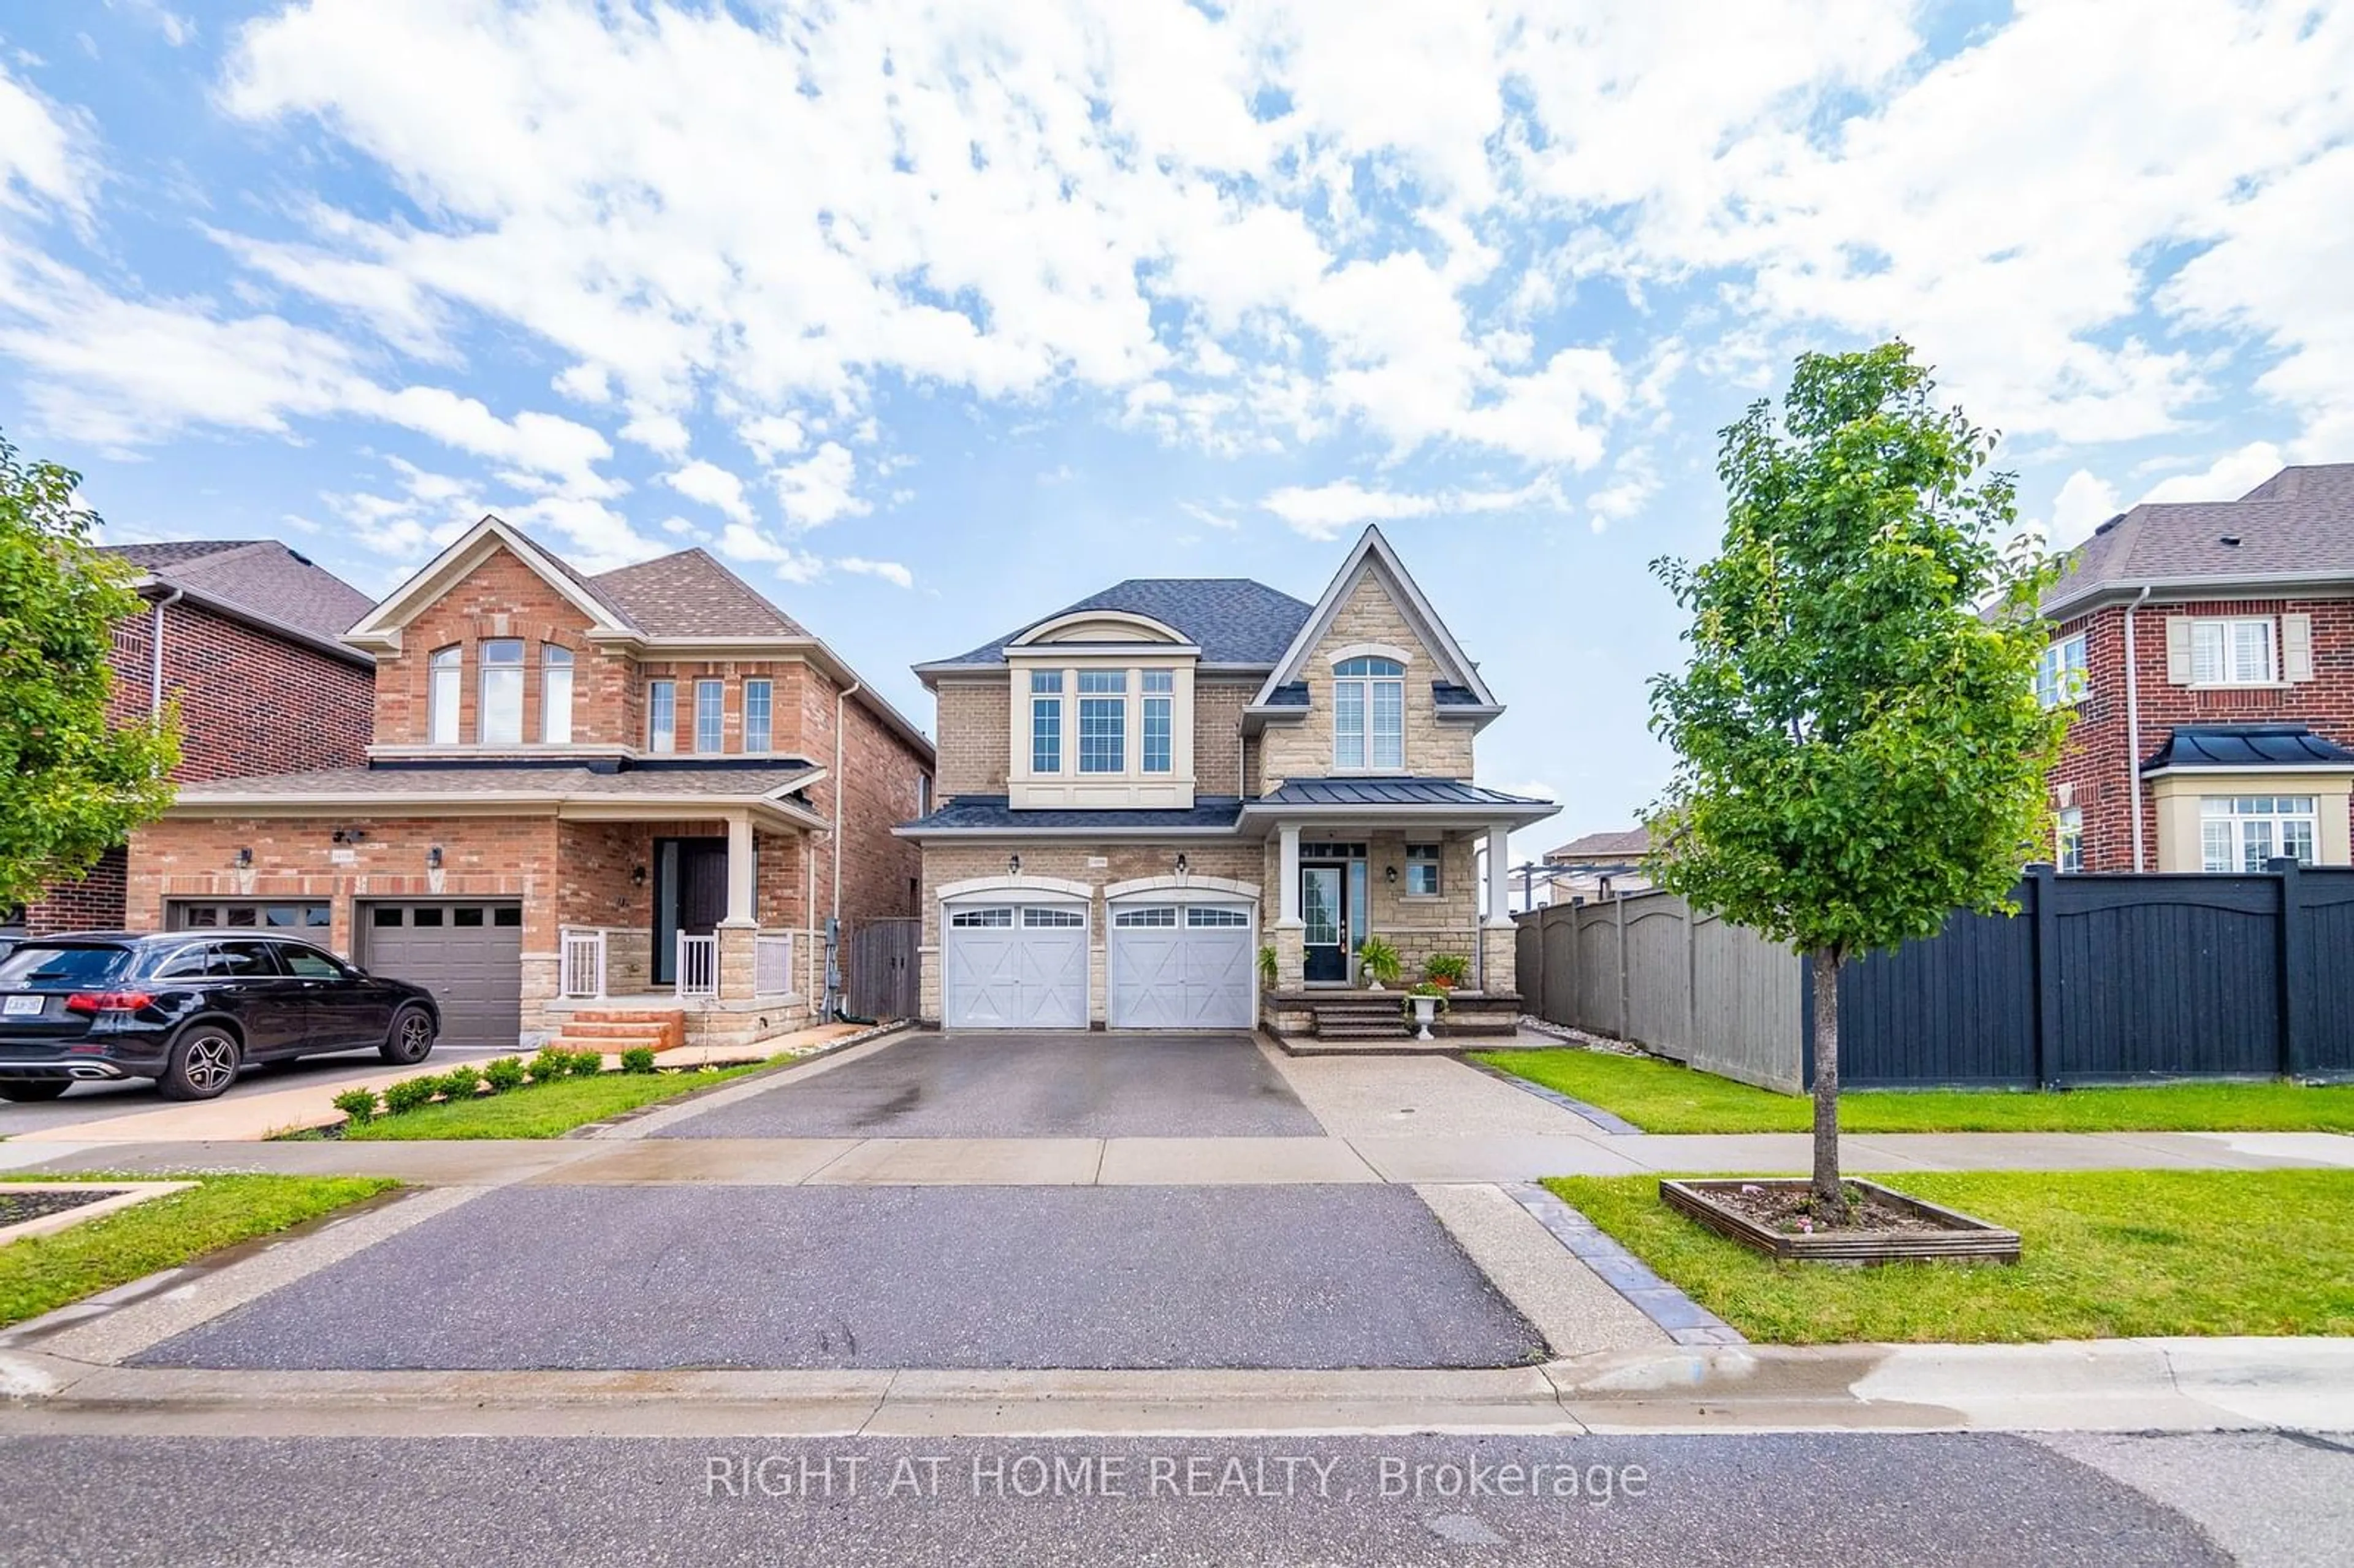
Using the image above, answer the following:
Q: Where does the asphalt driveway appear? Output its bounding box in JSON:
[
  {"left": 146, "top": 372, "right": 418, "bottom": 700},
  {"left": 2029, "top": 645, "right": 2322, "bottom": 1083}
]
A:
[
  {"left": 133, "top": 1184, "right": 1541, "bottom": 1371},
  {"left": 657, "top": 1032, "right": 1325, "bottom": 1139}
]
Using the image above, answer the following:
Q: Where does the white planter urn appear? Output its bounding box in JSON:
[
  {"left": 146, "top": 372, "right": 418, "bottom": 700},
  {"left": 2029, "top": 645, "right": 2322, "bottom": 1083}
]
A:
[{"left": 1408, "top": 994, "right": 1440, "bottom": 1041}]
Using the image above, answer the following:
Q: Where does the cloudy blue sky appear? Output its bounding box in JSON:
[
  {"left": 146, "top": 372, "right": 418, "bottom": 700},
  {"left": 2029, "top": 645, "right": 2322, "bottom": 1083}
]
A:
[{"left": 2, "top": 1, "right": 2348, "bottom": 861}]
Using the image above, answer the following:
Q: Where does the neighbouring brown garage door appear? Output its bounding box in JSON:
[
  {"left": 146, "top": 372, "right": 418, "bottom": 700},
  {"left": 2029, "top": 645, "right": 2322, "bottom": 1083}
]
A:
[{"left": 360, "top": 902, "right": 524, "bottom": 1051}]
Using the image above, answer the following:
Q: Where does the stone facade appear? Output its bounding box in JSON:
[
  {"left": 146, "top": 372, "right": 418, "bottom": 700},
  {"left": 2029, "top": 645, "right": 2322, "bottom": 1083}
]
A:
[
  {"left": 2047, "top": 596, "right": 2354, "bottom": 871},
  {"left": 1259, "top": 568, "right": 1475, "bottom": 788}
]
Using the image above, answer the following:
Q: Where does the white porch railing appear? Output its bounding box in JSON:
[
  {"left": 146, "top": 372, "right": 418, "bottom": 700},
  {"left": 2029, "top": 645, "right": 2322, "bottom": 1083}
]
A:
[
  {"left": 558, "top": 927, "right": 607, "bottom": 999},
  {"left": 675, "top": 932, "right": 718, "bottom": 999},
  {"left": 754, "top": 932, "right": 794, "bottom": 997}
]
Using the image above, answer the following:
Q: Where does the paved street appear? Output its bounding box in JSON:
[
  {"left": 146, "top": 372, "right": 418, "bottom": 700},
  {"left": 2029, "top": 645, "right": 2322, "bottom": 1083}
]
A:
[
  {"left": 131, "top": 1184, "right": 1544, "bottom": 1371},
  {"left": 656, "top": 1032, "right": 1325, "bottom": 1139},
  {"left": 10, "top": 1429, "right": 2350, "bottom": 1567}
]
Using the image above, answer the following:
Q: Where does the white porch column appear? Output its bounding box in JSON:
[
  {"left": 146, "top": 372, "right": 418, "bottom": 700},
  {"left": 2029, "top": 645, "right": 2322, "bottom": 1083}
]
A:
[
  {"left": 1277, "top": 824, "right": 1302, "bottom": 925},
  {"left": 1485, "top": 824, "right": 1512, "bottom": 926},
  {"left": 723, "top": 811, "right": 757, "bottom": 927}
]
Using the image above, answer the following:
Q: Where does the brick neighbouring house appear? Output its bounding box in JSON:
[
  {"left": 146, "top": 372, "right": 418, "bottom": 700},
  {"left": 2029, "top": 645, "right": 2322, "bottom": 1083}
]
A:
[
  {"left": 2040, "top": 463, "right": 2354, "bottom": 874},
  {"left": 17, "top": 540, "right": 376, "bottom": 937},
  {"left": 898, "top": 525, "right": 1558, "bottom": 1038},
  {"left": 125, "top": 516, "right": 933, "bottom": 1053}
]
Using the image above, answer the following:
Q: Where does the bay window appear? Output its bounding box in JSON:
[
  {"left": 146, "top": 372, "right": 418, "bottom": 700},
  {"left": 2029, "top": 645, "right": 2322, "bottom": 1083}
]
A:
[
  {"left": 1030, "top": 671, "right": 1062, "bottom": 774},
  {"left": 2200, "top": 795, "right": 2316, "bottom": 873},
  {"left": 1078, "top": 670, "right": 1126, "bottom": 774},
  {"left": 1141, "top": 669, "right": 1173, "bottom": 774}
]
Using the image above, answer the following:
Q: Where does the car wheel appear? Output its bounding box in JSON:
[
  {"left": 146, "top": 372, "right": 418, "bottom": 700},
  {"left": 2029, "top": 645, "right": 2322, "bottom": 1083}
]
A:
[
  {"left": 379, "top": 1006, "right": 436, "bottom": 1065},
  {"left": 159, "top": 1026, "right": 242, "bottom": 1101},
  {"left": 0, "top": 1080, "right": 71, "bottom": 1103}
]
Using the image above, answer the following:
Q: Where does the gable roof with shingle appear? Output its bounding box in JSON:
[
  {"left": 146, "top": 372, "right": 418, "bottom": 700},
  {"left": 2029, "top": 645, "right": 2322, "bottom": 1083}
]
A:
[
  {"left": 101, "top": 539, "right": 376, "bottom": 658},
  {"left": 1545, "top": 827, "right": 1651, "bottom": 862},
  {"left": 2044, "top": 463, "right": 2354, "bottom": 615},
  {"left": 926, "top": 579, "right": 1315, "bottom": 671},
  {"left": 588, "top": 548, "right": 809, "bottom": 638}
]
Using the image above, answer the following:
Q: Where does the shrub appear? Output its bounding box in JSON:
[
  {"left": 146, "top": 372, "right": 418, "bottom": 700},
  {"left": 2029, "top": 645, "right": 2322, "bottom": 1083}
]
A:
[
  {"left": 1424, "top": 953, "right": 1470, "bottom": 987},
  {"left": 438, "top": 1064, "right": 482, "bottom": 1101},
  {"left": 383, "top": 1076, "right": 438, "bottom": 1115},
  {"left": 567, "top": 1048, "right": 606, "bottom": 1078},
  {"left": 528, "top": 1046, "right": 571, "bottom": 1085},
  {"left": 620, "top": 1046, "right": 657, "bottom": 1075},
  {"left": 332, "top": 1087, "right": 378, "bottom": 1125},
  {"left": 1257, "top": 945, "right": 1278, "bottom": 986},
  {"left": 482, "top": 1056, "right": 527, "bottom": 1093},
  {"left": 1355, "top": 934, "right": 1404, "bottom": 986}
]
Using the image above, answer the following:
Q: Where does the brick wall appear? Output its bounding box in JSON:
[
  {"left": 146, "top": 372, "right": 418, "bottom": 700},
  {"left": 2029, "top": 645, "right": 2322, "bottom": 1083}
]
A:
[
  {"left": 1259, "top": 568, "right": 1476, "bottom": 788},
  {"left": 934, "top": 677, "right": 1009, "bottom": 799},
  {"left": 373, "top": 548, "right": 609, "bottom": 745},
  {"left": 2049, "top": 596, "right": 2354, "bottom": 870},
  {"left": 1194, "top": 677, "right": 1253, "bottom": 795}
]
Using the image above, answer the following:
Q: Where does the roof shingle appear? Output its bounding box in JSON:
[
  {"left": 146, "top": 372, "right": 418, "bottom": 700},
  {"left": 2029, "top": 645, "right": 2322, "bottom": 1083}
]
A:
[
  {"left": 934, "top": 579, "right": 1313, "bottom": 667},
  {"left": 589, "top": 548, "right": 807, "bottom": 637},
  {"left": 101, "top": 539, "right": 375, "bottom": 645},
  {"left": 2044, "top": 463, "right": 2354, "bottom": 611}
]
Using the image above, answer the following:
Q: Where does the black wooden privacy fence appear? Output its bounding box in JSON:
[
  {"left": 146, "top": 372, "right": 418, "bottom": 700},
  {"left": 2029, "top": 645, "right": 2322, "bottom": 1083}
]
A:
[{"left": 1514, "top": 861, "right": 2354, "bottom": 1090}]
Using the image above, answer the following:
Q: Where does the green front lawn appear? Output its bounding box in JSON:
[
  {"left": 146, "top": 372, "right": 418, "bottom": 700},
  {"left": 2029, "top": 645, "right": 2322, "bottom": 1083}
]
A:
[
  {"left": 336, "top": 1061, "right": 775, "bottom": 1140},
  {"left": 1548, "top": 1170, "right": 2354, "bottom": 1343},
  {"left": 1477, "top": 1048, "right": 2354, "bottom": 1133},
  {"left": 0, "top": 1174, "right": 395, "bottom": 1329}
]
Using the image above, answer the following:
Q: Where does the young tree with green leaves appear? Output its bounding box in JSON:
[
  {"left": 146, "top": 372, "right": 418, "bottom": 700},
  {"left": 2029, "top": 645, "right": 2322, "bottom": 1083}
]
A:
[
  {"left": 1647, "top": 343, "right": 2067, "bottom": 1206},
  {"left": 0, "top": 430, "right": 180, "bottom": 911}
]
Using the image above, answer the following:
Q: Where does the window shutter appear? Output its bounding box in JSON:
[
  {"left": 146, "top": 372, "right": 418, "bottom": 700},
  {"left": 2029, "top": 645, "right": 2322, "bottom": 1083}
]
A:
[
  {"left": 2165, "top": 617, "right": 2193, "bottom": 685},
  {"left": 2284, "top": 613, "right": 2315, "bottom": 682}
]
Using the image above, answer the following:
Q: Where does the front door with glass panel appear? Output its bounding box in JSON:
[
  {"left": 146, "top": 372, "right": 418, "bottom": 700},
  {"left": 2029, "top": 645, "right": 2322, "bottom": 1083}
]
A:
[{"left": 1301, "top": 865, "right": 1347, "bottom": 983}]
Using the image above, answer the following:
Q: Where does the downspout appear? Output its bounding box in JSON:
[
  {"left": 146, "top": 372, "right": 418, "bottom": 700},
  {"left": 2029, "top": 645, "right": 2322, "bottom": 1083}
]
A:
[
  {"left": 2124, "top": 586, "right": 2154, "bottom": 873},
  {"left": 828, "top": 679, "right": 863, "bottom": 1019},
  {"left": 148, "top": 585, "right": 184, "bottom": 715}
]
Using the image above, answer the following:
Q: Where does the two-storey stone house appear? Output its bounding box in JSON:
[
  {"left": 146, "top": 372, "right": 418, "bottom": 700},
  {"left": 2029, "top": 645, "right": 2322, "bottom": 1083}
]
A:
[
  {"left": 2040, "top": 463, "right": 2354, "bottom": 873},
  {"left": 900, "top": 526, "right": 1557, "bottom": 1035},
  {"left": 20, "top": 539, "right": 376, "bottom": 937},
  {"left": 124, "top": 516, "right": 933, "bottom": 1052}
]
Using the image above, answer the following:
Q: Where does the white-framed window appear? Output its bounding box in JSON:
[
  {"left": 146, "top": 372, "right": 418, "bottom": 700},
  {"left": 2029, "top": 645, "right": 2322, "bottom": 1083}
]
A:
[
  {"left": 1023, "top": 907, "right": 1086, "bottom": 927},
  {"left": 1186, "top": 906, "right": 1249, "bottom": 927},
  {"left": 2056, "top": 807, "right": 2084, "bottom": 873},
  {"left": 917, "top": 774, "right": 933, "bottom": 816},
  {"left": 1405, "top": 842, "right": 1442, "bottom": 896},
  {"left": 541, "top": 645, "right": 573, "bottom": 745},
  {"left": 694, "top": 679, "right": 725, "bottom": 753},
  {"left": 1334, "top": 656, "right": 1405, "bottom": 771},
  {"left": 743, "top": 679, "right": 772, "bottom": 753},
  {"left": 479, "top": 639, "right": 524, "bottom": 745},
  {"left": 646, "top": 680, "right": 677, "bottom": 753},
  {"left": 950, "top": 907, "right": 1012, "bottom": 929},
  {"left": 1030, "top": 671, "right": 1062, "bottom": 774},
  {"left": 427, "top": 645, "right": 461, "bottom": 745},
  {"left": 1113, "top": 906, "right": 1178, "bottom": 928},
  {"left": 1141, "top": 668, "right": 1173, "bottom": 774},
  {"left": 2192, "top": 618, "right": 2276, "bottom": 685},
  {"left": 2200, "top": 795, "right": 2317, "bottom": 873},
  {"left": 1078, "top": 669, "right": 1126, "bottom": 774},
  {"left": 2037, "top": 633, "right": 2089, "bottom": 708}
]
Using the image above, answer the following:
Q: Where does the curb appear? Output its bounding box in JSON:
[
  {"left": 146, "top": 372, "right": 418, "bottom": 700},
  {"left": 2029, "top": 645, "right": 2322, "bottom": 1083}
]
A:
[
  {"left": 1468, "top": 1061, "right": 1645, "bottom": 1135},
  {"left": 1502, "top": 1182, "right": 1745, "bottom": 1346}
]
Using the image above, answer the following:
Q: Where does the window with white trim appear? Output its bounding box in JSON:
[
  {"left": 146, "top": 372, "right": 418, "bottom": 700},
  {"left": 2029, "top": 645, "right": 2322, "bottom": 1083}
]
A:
[
  {"left": 743, "top": 679, "right": 772, "bottom": 753},
  {"left": 646, "top": 680, "right": 677, "bottom": 753},
  {"left": 1030, "top": 671, "right": 1062, "bottom": 774},
  {"left": 2037, "top": 634, "right": 2088, "bottom": 708},
  {"left": 1141, "top": 668, "right": 1173, "bottom": 774},
  {"left": 2056, "top": 807, "right": 2084, "bottom": 873},
  {"left": 694, "top": 679, "right": 725, "bottom": 754},
  {"left": 1186, "top": 907, "right": 1249, "bottom": 927},
  {"left": 479, "top": 639, "right": 524, "bottom": 745},
  {"left": 1078, "top": 669, "right": 1126, "bottom": 774},
  {"left": 1333, "top": 656, "right": 1404, "bottom": 771},
  {"left": 541, "top": 645, "right": 573, "bottom": 744},
  {"left": 1114, "top": 906, "right": 1178, "bottom": 927},
  {"left": 427, "top": 645, "right": 461, "bottom": 745},
  {"left": 1405, "top": 842, "right": 1442, "bottom": 896},
  {"left": 1023, "top": 907, "right": 1086, "bottom": 927},
  {"left": 950, "top": 907, "right": 1012, "bottom": 928},
  {"left": 2192, "top": 618, "right": 2275, "bottom": 685},
  {"left": 2200, "top": 795, "right": 2316, "bottom": 873}
]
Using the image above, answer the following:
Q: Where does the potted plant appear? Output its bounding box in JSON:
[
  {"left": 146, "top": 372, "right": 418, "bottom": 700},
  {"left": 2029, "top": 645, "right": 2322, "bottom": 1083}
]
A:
[
  {"left": 1423, "top": 953, "right": 1469, "bottom": 991},
  {"left": 1403, "top": 980, "right": 1449, "bottom": 1040},
  {"left": 1257, "top": 943, "right": 1278, "bottom": 991},
  {"left": 1354, "top": 934, "right": 1403, "bottom": 991}
]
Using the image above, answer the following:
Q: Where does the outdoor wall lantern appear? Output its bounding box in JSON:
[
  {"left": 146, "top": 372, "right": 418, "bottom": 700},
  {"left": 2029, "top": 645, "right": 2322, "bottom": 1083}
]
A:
[
  {"left": 1007, "top": 853, "right": 1023, "bottom": 877},
  {"left": 1174, "top": 853, "right": 1189, "bottom": 876},
  {"left": 332, "top": 827, "right": 368, "bottom": 845},
  {"left": 234, "top": 847, "right": 253, "bottom": 868},
  {"left": 1385, "top": 864, "right": 1398, "bottom": 886},
  {"left": 427, "top": 846, "right": 443, "bottom": 870},
  {"left": 631, "top": 864, "right": 647, "bottom": 888}
]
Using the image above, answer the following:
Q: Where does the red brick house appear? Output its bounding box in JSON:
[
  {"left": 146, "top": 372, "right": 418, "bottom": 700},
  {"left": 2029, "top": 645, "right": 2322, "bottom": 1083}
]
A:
[
  {"left": 125, "top": 516, "right": 934, "bottom": 1052},
  {"left": 2041, "top": 463, "right": 2354, "bottom": 874},
  {"left": 20, "top": 540, "right": 376, "bottom": 935}
]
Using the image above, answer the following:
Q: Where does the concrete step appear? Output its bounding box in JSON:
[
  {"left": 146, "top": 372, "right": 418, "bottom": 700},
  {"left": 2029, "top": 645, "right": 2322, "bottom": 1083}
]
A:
[
  {"left": 562, "top": 1009, "right": 689, "bottom": 1025},
  {"left": 557, "top": 1020, "right": 685, "bottom": 1041},
  {"left": 1315, "top": 1025, "right": 1410, "bottom": 1041}
]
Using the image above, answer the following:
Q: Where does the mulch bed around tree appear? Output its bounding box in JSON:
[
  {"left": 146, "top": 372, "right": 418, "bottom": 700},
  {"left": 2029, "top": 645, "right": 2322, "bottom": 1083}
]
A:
[
  {"left": 0, "top": 1189, "right": 114, "bottom": 1229},
  {"left": 1713, "top": 1181, "right": 1946, "bottom": 1236}
]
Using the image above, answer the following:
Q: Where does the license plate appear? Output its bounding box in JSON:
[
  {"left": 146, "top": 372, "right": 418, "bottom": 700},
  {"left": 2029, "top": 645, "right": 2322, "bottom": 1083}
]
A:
[{"left": 2, "top": 995, "right": 44, "bottom": 1016}]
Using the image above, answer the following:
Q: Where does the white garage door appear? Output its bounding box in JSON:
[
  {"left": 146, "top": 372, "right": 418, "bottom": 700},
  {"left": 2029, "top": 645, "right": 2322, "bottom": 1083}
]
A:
[
  {"left": 1108, "top": 904, "right": 1255, "bottom": 1030},
  {"left": 942, "top": 905, "right": 1089, "bottom": 1029}
]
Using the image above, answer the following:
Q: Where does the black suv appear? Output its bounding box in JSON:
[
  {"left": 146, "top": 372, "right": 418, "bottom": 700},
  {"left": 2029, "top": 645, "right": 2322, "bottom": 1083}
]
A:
[{"left": 0, "top": 932, "right": 440, "bottom": 1102}]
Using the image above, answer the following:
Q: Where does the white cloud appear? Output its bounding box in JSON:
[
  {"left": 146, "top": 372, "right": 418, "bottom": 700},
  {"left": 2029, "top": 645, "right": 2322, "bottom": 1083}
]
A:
[
  {"left": 2042, "top": 470, "right": 2124, "bottom": 550},
  {"left": 737, "top": 414, "right": 806, "bottom": 462},
  {"left": 618, "top": 412, "right": 691, "bottom": 459},
  {"left": 1179, "top": 501, "right": 1240, "bottom": 531},
  {"left": 0, "top": 60, "right": 96, "bottom": 216},
  {"left": 837, "top": 557, "right": 914, "bottom": 589},
  {"left": 105, "top": 0, "right": 196, "bottom": 47},
  {"left": 718, "top": 522, "right": 826, "bottom": 585},
  {"left": 661, "top": 459, "right": 757, "bottom": 526},
  {"left": 2140, "top": 441, "right": 2288, "bottom": 505},
  {"left": 770, "top": 441, "right": 869, "bottom": 529},
  {"left": 1260, "top": 474, "right": 1563, "bottom": 540}
]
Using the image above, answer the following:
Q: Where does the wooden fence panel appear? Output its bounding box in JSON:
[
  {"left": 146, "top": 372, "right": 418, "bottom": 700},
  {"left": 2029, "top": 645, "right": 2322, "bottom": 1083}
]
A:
[{"left": 1689, "top": 910, "right": 1805, "bottom": 1092}]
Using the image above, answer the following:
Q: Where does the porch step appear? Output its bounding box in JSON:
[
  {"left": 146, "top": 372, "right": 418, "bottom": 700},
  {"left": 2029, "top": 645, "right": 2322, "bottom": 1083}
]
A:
[
  {"left": 552, "top": 1012, "right": 687, "bottom": 1054},
  {"left": 1309, "top": 999, "right": 1409, "bottom": 1041}
]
